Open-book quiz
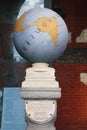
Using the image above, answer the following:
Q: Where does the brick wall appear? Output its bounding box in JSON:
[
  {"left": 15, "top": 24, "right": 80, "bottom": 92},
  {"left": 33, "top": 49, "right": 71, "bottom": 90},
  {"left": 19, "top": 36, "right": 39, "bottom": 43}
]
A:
[
  {"left": 53, "top": 63, "right": 87, "bottom": 130},
  {"left": 66, "top": 17, "right": 87, "bottom": 48},
  {"left": 52, "top": 0, "right": 87, "bottom": 48},
  {"left": 52, "top": 0, "right": 87, "bottom": 17},
  {"left": 0, "top": 1, "right": 87, "bottom": 129},
  {"left": 0, "top": 62, "right": 87, "bottom": 130}
]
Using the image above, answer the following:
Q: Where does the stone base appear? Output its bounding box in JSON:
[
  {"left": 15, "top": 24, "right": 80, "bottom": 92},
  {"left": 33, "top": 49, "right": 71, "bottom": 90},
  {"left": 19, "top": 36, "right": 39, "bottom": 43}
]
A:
[
  {"left": 20, "top": 88, "right": 61, "bottom": 99},
  {"left": 26, "top": 121, "right": 56, "bottom": 130},
  {"left": 20, "top": 63, "right": 61, "bottom": 130}
]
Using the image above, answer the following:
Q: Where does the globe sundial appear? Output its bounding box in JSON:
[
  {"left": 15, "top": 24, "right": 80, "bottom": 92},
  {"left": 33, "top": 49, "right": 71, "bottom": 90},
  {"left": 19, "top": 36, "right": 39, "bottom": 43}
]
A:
[
  {"left": 13, "top": 7, "right": 68, "bottom": 63},
  {"left": 13, "top": 7, "right": 68, "bottom": 130}
]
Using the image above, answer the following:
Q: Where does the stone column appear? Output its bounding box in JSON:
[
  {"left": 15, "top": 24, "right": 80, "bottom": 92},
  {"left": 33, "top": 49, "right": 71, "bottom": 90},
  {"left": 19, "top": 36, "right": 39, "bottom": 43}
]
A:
[{"left": 20, "top": 63, "right": 61, "bottom": 130}]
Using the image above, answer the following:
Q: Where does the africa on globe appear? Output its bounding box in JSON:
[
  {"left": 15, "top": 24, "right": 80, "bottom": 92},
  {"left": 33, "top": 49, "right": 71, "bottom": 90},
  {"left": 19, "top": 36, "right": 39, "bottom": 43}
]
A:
[{"left": 13, "top": 7, "right": 69, "bottom": 63}]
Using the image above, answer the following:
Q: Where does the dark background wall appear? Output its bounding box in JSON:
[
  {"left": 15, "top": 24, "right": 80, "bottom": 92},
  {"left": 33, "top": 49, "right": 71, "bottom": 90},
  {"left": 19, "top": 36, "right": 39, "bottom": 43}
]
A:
[
  {"left": 53, "top": 63, "right": 87, "bottom": 130},
  {"left": 0, "top": 0, "right": 87, "bottom": 130},
  {"left": 52, "top": 0, "right": 87, "bottom": 47},
  {"left": 52, "top": 1, "right": 87, "bottom": 129}
]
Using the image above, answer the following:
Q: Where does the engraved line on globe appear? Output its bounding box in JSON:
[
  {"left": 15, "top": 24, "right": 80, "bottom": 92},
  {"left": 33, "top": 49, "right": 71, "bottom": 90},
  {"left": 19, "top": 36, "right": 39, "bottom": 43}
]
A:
[
  {"left": 14, "top": 13, "right": 30, "bottom": 32},
  {"left": 34, "top": 17, "right": 58, "bottom": 46}
]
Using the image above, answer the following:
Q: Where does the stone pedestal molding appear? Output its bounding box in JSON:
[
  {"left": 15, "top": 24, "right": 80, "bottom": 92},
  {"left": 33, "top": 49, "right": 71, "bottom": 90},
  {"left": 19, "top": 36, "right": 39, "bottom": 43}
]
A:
[{"left": 20, "top": 63, "right": 61, "bottom": 130}]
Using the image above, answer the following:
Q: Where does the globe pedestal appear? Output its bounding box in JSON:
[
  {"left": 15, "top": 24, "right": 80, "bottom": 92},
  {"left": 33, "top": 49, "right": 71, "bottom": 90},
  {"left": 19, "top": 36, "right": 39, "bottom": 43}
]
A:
[
  {"left": 12, "top": 6, "right": 68, "bottom": 130},
  {"left": 20, "top": 63, "right": 61, "bottom": 130}
]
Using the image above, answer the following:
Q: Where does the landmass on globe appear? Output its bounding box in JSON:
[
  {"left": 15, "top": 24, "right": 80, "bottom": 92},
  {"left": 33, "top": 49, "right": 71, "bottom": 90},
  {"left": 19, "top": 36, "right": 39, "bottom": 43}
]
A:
[
  {"left": 14, "top": 13, "right": 58, "bottom": 46},
  {"left": 13, "top": 8, "right": 69, "bottom": 63}
]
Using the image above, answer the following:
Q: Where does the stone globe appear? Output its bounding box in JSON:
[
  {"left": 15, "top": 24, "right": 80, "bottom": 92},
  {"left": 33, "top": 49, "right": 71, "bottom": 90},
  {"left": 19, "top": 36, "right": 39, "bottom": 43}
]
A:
[{"left": 13, "top": 7, "right": 69, "bottom": 63}]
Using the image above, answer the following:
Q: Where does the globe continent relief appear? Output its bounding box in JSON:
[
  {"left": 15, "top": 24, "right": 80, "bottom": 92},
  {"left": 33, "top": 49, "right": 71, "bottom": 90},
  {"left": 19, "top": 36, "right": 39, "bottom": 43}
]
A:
[{"left": 13, "top": 7, "right": 69, "bottom": 63}]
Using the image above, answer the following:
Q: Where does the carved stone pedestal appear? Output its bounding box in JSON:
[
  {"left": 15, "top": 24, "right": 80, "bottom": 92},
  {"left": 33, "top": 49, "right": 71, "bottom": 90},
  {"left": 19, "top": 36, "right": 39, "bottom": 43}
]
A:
[{"left": 20, "top": 63, "right": 61, "bottom": 130}]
